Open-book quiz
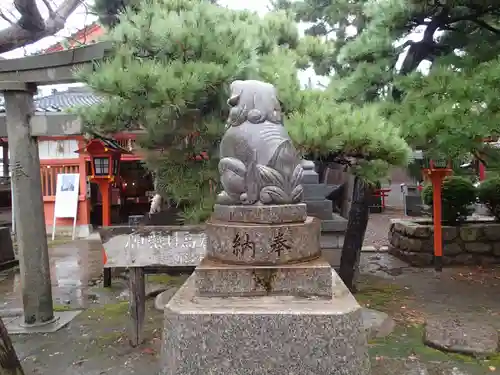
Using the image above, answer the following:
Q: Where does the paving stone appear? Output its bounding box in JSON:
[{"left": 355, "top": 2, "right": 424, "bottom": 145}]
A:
[
  {"left": 424, "top": 317, "right": 499, "bottom": 358},
  {"left": 371, "top": 358, "right": 429, "bottom": 375},
  {"left": 362, "top": 308, "right": 395, "bottom": 339}
]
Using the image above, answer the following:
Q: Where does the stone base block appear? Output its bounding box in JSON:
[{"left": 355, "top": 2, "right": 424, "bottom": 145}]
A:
[
  {"left": 321, "top": 214, "right": 348, "bottom": 232},
  {"left": 5, "top": 310, "right": 82, "bottom": 334},
  {"left": 302, "top": 183, "right": 337, "bottom": 199},
  {"left": 206, "top": 217, "right": 321, "bottom": 265},
  {"left": 161, "top": 273, "right": 370, "bottom": 375},
  {"left": 305, "top": 200, "right": 333, "bottom": 220},
  {"left": 212, "top": 204, "right": 307, "bottom": 224},
  {"left": 320, "top": 232, "right": 345, "bottom": 249},
  {"left": 194, "top": 257, "right": 332, "bottom": 298},
  {"left": 322, "top": 247, "right": 342, "bottom": 268}
]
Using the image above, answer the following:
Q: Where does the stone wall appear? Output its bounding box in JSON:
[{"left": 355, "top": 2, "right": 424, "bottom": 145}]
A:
[{"left": 389, "top": 219, "right": 500, "bottom": 266}]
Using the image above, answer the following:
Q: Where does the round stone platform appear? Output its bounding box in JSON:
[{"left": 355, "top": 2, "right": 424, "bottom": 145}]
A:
[
  {"left": 206, "top": 216, "right": 321, "bottom": 265},
  {"left": 212, "top": 203, "right": 307, "bottom": 224}
]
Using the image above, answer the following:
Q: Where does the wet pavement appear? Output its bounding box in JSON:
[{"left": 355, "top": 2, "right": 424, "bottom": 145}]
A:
[
  {"left": 0, "top": 235, "right": 104, "bottom": 313},
  {"left": 0, "top": 234, "right": 409, "bottom": 315},
  {"left": 0, "top": 231, "right": 499, "bottom": 374}
]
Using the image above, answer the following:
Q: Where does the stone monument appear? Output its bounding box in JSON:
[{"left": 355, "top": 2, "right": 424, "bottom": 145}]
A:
[
  {"left": 301, "top": 160, "right": 348, "bottom": 267},
  {"left": 160, "top": 80, "right": 369, "bottom": 374}
]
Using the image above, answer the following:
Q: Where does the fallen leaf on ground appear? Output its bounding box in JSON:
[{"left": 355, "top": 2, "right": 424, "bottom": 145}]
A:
[{"left": 142, "top": 347, "right": 156, "bottom": 355}]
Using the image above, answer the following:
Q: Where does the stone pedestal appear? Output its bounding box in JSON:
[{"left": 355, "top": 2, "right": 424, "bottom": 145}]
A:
[
  {"left": 160, "top": 204, "right": 369, "bottom": 375},
  {"left": 301, "top": 160, "right": 348, "bottom": 267}
]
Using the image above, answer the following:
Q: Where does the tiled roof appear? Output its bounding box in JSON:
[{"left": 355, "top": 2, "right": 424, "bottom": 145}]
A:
[{"left": 0, "top": 87, "right": 102, "bottom": 113}]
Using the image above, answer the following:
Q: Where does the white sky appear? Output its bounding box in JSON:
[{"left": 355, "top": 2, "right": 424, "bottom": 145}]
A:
[{"left": 0, "top": 0, "right": 328, "bottom": 96}]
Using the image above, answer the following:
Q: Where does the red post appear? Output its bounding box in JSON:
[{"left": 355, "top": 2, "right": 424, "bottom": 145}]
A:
[
  {"left": 97, "top": 181, "right": 111, "bottom": 227},
  {"left": 479, "top": 162, "right": 486, "bottom": 181},
  {"left": 427, "top": 166, "right": 452, "bottom": 271},
  {"left": 431, "top": 173, "right": 443, "bottom": 271}
]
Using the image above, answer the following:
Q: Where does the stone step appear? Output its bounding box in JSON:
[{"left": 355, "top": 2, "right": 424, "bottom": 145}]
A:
[
  {"left": 301, "top": 170, "right": 319, "bottom": 184},
  {"left": 195, "top": 257, "right": 333, "bottom": 298},
  {"left": 320, "top": 233, "right": 345, "bottom": 249},
  {"left": 305, "top": 200, "right": 333, "bottom": 220},
  {"left": 302, "top": 184, "right": 337, "bottom": 199},
  {"left": 322, "top": 248, "right": 342, "bottom": 268},
  {"left": 321, "top": 218, "right": 348, "bottom": 232}
]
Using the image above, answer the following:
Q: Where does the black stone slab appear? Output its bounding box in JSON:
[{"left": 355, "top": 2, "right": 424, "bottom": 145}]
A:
[{"left": 0, "top": 227, "right": 16, "bottom": 270}]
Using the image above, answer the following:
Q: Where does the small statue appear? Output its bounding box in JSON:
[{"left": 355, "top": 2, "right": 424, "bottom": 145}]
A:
[
  {"left": 217, "top": 80, "right": 303, "bottom": 205},
  {"left": 149, "top": 193, "right": 163, "bottom": 217}
]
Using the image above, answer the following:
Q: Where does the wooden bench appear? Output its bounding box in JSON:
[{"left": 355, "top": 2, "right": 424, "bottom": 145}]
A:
[{"left": 99, "top": 225, "right": 206, "bottom": 346}]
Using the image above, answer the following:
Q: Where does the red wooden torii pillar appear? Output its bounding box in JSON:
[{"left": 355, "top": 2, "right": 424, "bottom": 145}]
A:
[{"left": 422, "top": 159, "right": 453, "bottom": 271}]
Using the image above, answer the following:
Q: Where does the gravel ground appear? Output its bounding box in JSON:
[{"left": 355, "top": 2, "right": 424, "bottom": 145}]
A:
[{"left": 363, "top": 208, "right": 407, "bottom": 249}]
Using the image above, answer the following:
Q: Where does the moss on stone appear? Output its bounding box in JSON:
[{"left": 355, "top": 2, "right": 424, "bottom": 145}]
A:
[
  {"left": 53, "top": 304, "right": 74, "bottom": 312},
  {"left": 86, "top": 301, "right": 129, "bottom": 320},
  {"left": 370, "top": 324, "right": 499, "bottom": 373},
  {"left": 147, "top": 274, "right": 187, "bottom": 286},
  {"left": 356, "top": 278, "right": 407, "bottom": 312}
]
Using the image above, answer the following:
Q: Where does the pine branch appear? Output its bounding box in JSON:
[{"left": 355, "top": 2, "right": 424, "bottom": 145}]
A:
[{"left": 0, "top": 0, "right": 82, "bottom": 54}]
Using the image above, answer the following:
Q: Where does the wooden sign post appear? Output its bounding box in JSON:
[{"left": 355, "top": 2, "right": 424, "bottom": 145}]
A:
[{"left": 0, "top": 316, "right": 24, "bottom": 375}]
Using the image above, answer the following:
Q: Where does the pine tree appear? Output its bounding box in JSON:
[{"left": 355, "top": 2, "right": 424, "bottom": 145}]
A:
[
  {"left": 276, "top": 0, "right": 500, "bottom": 289},
  {"left": 78, "top": 0, "right": 304, "bottom": 223},
  {"left": 269, "top": 0, "right": 413, "bottom": 290},
  {"left": 285, "top": 91, "right": 410, "bottom": 291},
  {"left": 92, "top": 0, "right": 142, "bottom": 27},
  {"left": 290, "top": 0, "right": 500, "bottom": 160}
]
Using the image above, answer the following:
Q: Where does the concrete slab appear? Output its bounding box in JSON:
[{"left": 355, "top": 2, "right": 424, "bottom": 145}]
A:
[{"left": 5, "top": 310, "right": 82, "bottom": 334}]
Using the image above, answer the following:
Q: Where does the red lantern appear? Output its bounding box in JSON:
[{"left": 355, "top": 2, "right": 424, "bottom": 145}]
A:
[{"left": 76, "top": 136, "right": 131, "bottom": 226}]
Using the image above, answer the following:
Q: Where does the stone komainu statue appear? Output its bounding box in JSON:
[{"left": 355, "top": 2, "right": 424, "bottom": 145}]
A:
[{"left": 217, "top": 80, "right": 304, "bottom": 205}]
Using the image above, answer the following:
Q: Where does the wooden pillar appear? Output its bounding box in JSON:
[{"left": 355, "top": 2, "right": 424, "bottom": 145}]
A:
[
  {"left": 430, "top": 172, "right": 443, "bottom": 271},
  {"left": 428, "top": 167, "right": 452, "bottom": 272},
  {"left": 2, "top": 142, "right": 8, "bottom": 178},
  {"left": 3, "top": 86, "right": 54, "bottom": 325},
  {"left": 77, "top": 139, "right": 91, "bottom": 226},
  {"left": 129, "top": 267, "right": 145, "bottom": 347},
  {"left": 479, "top": 161, "right": 486, "bottom": 181},
  {"left": 0, "top": 316, "right": 25, "bottom": 374},
  {"left": 98, "top": 181, "right": 111, "bottom": 226}
]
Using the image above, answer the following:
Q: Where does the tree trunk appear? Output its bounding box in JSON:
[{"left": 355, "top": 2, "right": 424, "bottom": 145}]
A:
[
  {"left": 338, "top": 176, "right": 371, "bottom": 293},
  {"left": 0, "top": 317, "right": 24, "bottom": 375},
  {"left": 0, "top": 0, "right": 81, "bottom": 54}
]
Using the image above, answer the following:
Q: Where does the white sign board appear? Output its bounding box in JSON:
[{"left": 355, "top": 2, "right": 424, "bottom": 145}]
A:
[{"left": 52, "top": 173, "right": 80, "bottom": 240}]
